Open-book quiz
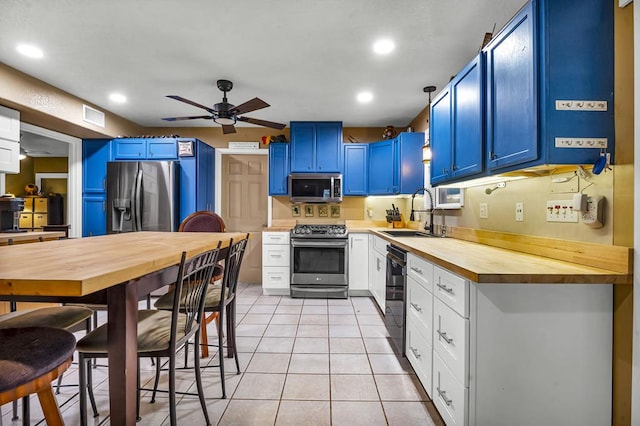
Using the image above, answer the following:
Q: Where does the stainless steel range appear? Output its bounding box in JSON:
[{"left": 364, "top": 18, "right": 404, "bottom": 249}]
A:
[{"left": 290, "top": 224, "right": 348, "bottom": 298}]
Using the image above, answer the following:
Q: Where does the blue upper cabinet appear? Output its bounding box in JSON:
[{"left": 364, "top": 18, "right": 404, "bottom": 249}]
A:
[
  {"left": 368, "top": 133, "right": 424, "bottom": 195},
  {"left": 430, "top": 86, "right": 453, "bottom": 185},
  {"left": 485, "top": 2, "right": 537, "bottom": 171},
  {"left": 342, "top": 143, "right": 368, "bottom": 196},
  {"left": 82, "top": 139, "right": 111, "bottom": 193},
  {"left": 368, "top": 139, "right": 396, "bottom": 195},
  {"left": 396, "top": 132, "right": 425, "bottom": 194},
  {"left": 451, "top": 55, "right": 484, "bottom": 180},
  {"left": 112, "top": 138, "right": 178, "bottom": 160},
  {"left": 179, "top": 139, "right": 215, "bottom": 222},
  {"left": 290, "top": 121, "right": 342, "bottom": 172},
  {"left": 431, "top": 54, "right": 484, "bottom": 186},
  {"left": 485, "top": 0, "right": 614, "bottom": 174},
  {"left": 269, "top": 143, "right": 290, "bottom": 196}
]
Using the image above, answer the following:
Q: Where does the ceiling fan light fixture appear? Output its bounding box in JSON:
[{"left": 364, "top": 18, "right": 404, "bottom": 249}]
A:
[{"left": 214, "top": 116, "right": 236, "bottom": 126}]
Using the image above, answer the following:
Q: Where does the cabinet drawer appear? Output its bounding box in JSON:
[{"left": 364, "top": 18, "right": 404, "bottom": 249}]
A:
[
  {"left": 407, "top": 276, "right": 433, "bottom": 344},
  {"left": 372, "top": 235, "right": 387, "bottom": 255},
  {"left": 406, "top": 316, "right": 433, "bottom": 398},
  {"left": 407, "top": 253, "right": 433, "bottom": 292},
  {"left": 262, "top": 245, "right": 290, "bottom": 267},
  {"left": 263, "top": 232, "right": 290, "bottom": 245},
  {"left": 434, "top": 265, "right": 469, "bottom": 317},
  {"left": 33, "top": 197, "right": 48, "bottom": 213},
  {"left": 33, "top": 213, "right": 47, "bottom": 228},
  {"left": 19, "top": 213, "right": 32, "bottom": 229},
  {"left": 434, "top": 297, "right": 468, "bottom": 387},
  {"left": 262, "top": 266, "right": 290, "bottom": 289},
  {"left": 433, "top": 351, "right": 468, "bottom": 426}
]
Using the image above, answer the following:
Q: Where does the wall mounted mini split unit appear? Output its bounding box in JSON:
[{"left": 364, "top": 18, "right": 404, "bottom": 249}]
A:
[{"left": 82, "top": 104, "right": 105, "bottom": 128}]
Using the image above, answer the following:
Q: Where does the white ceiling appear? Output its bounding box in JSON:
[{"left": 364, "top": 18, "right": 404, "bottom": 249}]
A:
[{"left": 1, "top": 0, "right": 524, "bottom": 139}]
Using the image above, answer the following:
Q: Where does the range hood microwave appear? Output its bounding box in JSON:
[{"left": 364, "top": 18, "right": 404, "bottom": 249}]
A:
[{"left": 289, "top": 173, "right": 342, "bottom": 203}]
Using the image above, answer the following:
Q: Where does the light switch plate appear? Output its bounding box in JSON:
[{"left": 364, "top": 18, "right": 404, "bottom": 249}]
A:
[{"left": 515, "top": 202, "right": 524, "bottom": 222}]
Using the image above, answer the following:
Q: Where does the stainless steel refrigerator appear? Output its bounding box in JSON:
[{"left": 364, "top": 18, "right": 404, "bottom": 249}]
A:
[{"left": 106, "top": 161, "right": 179, "bottom": 233}]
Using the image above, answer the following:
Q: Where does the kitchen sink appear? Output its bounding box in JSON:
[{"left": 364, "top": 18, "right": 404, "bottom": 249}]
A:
[{"left": 381, "top": 230, "right": 436, "bottom": 237}]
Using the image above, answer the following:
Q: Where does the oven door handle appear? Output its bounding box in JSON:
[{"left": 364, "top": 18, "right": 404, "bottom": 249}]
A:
[{"left": 291, "top": 239, "right": 348, "bottom": 247}]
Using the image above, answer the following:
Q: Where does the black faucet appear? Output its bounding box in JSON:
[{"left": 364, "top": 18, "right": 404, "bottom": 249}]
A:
[{"left": 409, "top": 187, "right": 435, "bottom": 234}]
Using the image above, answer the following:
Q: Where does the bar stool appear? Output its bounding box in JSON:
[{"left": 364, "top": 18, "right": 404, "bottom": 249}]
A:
[{"left": 0, "top": 327, "right": 76, "bottom": 426}]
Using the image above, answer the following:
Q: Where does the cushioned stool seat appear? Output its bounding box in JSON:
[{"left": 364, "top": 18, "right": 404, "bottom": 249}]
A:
[
  {"left": 0, "top": 306, "right": 94, "bottom": 330},
  {"left": 0, "top": 327, "right": 76, "bottom": 426}
]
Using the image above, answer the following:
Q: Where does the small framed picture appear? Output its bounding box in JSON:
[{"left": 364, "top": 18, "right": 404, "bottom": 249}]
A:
[
  {"left": 318, "top": 205, "right": 328, "bottom": 217},
  {"left": 331, "top": 205, "right": 340, "bottom": 218},
  {"left": 291, "top": 205, "right": 301, "bottom": 217},
  {"left": 305, "top": 205, "right": 314, "bottom": 217}
]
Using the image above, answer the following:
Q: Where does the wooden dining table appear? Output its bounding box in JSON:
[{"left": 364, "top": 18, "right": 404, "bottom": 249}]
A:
[{"left": 0, "top": 231, "right": 248, "bottom": 425}]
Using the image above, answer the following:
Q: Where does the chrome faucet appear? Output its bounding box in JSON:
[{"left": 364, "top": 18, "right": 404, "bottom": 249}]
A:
[{"left": 409, "top": 187, "right": 435, "bottom": 235}]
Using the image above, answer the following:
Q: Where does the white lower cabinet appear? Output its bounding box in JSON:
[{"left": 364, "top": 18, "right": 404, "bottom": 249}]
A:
[
  {"left": 348, "top": 233, "right": 369, "bottom": 294},
  {"left": 406, "top": 315, "right": 433, "bottom": 397},
  {"left": 368, "top": 235, "right": 386, "bottom": 312},
  {"left": 433, "top": 351, "right": 468, "bottom": 426},
  {"left": 262, "top": 231, "right": 290, "bottom": 295},
  {"left": 405, "top": 253, "right": 613, "bottom": 426}
]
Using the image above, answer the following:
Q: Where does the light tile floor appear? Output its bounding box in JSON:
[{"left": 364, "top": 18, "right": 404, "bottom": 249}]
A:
[{"left": 0, "top": 283, "right": 444, "bottom": 425}]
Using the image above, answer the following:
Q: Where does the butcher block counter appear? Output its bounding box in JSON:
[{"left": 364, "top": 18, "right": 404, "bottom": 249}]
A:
[
  {"left": 346, "top": 222, "right": 632, "bottom": 285},
  {"left": 0, "top": 230, "right": 65, "bottom": 245}
]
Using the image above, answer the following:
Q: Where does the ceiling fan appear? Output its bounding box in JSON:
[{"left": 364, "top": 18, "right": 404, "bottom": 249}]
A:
[{"left": 162, "top": 79, "right": 286, "bottom": 134}]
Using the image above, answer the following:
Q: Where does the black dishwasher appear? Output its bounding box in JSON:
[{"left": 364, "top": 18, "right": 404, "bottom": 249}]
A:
[{"left": 385, "top": 244, "right": 407, "bottom": 356}]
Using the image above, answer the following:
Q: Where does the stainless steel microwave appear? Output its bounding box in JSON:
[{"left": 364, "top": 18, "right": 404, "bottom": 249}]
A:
[{"left": 289, "top": 173, "right": 342, "bottom": 203}]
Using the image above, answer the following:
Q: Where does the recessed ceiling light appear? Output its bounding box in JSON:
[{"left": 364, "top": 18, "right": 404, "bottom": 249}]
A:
[
  {"left": 16, "top": 44, "right": 43, "bottom": 59},
  {"left": 109, "top": 93, "right": 127, "bottom": 103},
  {"left": 373, "top": 39, "right": 395, "bottom": 55},
  {"left": 357, "top": 92, "right": 373, "bottom": 103}
]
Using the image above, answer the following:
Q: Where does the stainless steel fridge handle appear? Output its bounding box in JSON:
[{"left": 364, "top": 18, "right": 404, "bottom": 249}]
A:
[{"left": 133, "top": 169, "right": 143, "bottom": 231}]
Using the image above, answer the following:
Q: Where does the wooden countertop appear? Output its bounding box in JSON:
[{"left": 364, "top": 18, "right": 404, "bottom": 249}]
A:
[
  {"left": 0, "top": 230, "right": 65, "bottom": 245},
  {"left": 0, "top": 231, "right": 248, "bottom": 297},
  {"left": 363, "top": 228, "right": 632, "bottom": 285}
]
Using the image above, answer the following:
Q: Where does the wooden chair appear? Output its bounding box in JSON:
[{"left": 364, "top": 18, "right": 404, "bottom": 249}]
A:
[
  {"left": 0, "top": 327, "right": 76, "bottom": 426},
  {"left": 76, "top": 245, "right": 221, "bottom": 426},
  {"left": 166, "top": 210, "right": 226, "bottom": 358}
]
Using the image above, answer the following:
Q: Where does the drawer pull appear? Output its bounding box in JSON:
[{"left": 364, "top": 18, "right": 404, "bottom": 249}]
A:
[
  {"left": 409, "top": 346, "right": 421, "bottom": 359},
  {"left": 410, "top": 266, "right": 423, "bottom": 274},
  {"left": 436, "top": 283, "right": 454, "bottom": 294},
  {"left": 437, "top": 330, "right": 454, "bottom": 344},
  {"left": 410, "top": 302, "right": 422, "bottom": 313},
  {"left": 271, "top": 276, "right": 282, "bottom": 280},
  {"left": 437, "top": 387, "right": 453, "bottom": 406},
  {"left": 270, "top": 254, "right": 283, "bottom": 257}
]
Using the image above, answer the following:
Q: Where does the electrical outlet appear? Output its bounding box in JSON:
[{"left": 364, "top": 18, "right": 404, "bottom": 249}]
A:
[
  {"left": 479, "top": 203, "right": 488, "bottom": 219},
  {"left": 515, "top": 202, "right": 524, "bottom": 222},
  {"left": 546, "top": 200, "right": 579, "bottom": 222}
]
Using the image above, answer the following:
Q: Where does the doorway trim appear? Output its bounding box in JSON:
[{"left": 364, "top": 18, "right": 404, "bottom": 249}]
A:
[
  {"left": 214, "top": 147, "right": 269, "bottom": 222},
  {"left": 20, "top": 123, "right": 82, "bottom": 238}
]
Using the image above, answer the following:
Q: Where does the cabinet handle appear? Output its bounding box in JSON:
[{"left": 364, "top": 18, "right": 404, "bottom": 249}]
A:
[
  {"left": 437, "top": 387, "right": 453, "bottom": 406},
  {"left": 271, "top": 276, "right": 282, "bottom": 280},
  {"left": 490, "top": 151, "right": 498, "bottom": 160},
  {"left": 409, "top": 346, "right": 421, "bottom": 359},
  {"left": 436, "top": 283, "right": 454, "bottom": 294},
  {"left": 452, "top": 164, "right": 458, "bottom": 171},
  {"left": 437, "top": 329, "right": 454, "bottom": 344},
  {"left": 442, "top": 168, "right": 447, "bottom": 174},
  {"left": 270, "top": 254, "right": 282, "bottom": 258},
  {"left": 410, "top": 302, "right": 422, "bottom": 313},
  {"left": 410, "top": 266, "right": 423, "bottom": 275}
]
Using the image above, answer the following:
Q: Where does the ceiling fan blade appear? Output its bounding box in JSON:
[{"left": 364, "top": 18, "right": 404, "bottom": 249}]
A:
[
  {"left": 162, "top": 115, "right": 212, "bottom": 121},
  {"left": 166, "top": 95, "right": 215, "bottom": 114},
  {"left": 222, "top": 124, "right": 237, "bottom": 134},
  {"left": 237, "top": 116, "right": 286, "bottom": 130},
  {"left": 230, "top": 97, "right": 270, "bottom": 115}
]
